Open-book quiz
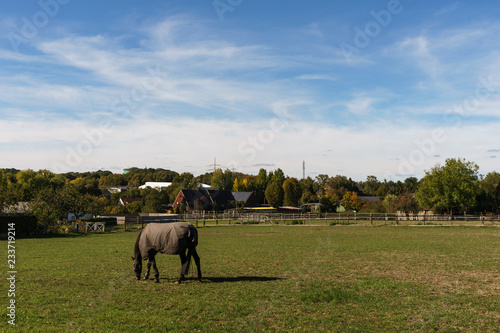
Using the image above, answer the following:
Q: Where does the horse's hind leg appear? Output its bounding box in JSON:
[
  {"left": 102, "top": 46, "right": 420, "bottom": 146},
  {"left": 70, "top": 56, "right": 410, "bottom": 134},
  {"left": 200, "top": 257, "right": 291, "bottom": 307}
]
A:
[
  {"left": 177, "top": 252, "right": 189, "bottom": 284},
  {"left": 192, "top": 247, "right": 202, "bottom": 282}
]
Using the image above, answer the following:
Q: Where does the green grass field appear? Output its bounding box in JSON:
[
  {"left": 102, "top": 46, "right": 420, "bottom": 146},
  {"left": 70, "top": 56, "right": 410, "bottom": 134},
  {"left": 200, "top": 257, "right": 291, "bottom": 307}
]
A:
[{"left": 2, "top": 225, "right": 500, "bottom": 332}]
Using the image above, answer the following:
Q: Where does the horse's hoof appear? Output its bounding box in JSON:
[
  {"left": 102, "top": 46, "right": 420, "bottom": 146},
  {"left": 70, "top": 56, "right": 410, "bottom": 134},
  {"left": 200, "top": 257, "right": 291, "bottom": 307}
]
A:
[
  {"left": 154, "top": 279, "right": 159, "bottom": 283},
  {"left": 142, "top": 277, "right": 148, "bottom": 281}
]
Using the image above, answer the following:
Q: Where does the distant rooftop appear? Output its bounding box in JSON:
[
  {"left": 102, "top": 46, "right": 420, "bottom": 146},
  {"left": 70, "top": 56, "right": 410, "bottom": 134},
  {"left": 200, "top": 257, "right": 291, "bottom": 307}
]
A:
[{"left": 139, "top": 182, "right": 172, "bottom": 190}]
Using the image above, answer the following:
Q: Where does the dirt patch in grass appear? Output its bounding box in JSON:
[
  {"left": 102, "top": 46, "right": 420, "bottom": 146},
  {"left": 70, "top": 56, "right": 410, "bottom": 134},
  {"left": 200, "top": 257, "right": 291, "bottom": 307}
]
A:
[{"left": 338, "top": 252, "right": 500, "bottom": 297}]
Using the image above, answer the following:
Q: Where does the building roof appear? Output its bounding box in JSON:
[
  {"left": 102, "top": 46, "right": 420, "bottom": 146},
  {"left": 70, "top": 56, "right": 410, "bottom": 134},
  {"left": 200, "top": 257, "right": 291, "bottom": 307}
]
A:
[
  {"left": 139, "top": 182, "right": 172, "bottom": 190},
  {"left": 118, "top": 197, "right": 143, "bottom": 206},
  {"left": 358, "top": 196, "right": 380, "bottom": 202},
  {"left": 231, "top": 192, "right": 254, "bottom": 202},
  {"left": 178, "top": 189, "right": 235, "bottom": 208}
]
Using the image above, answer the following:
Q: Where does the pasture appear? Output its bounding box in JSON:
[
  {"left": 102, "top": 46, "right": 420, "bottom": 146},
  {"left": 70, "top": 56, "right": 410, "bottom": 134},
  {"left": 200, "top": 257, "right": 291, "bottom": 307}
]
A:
[{"left": 3, "top": 225, "right": 500, "bottom": 332}]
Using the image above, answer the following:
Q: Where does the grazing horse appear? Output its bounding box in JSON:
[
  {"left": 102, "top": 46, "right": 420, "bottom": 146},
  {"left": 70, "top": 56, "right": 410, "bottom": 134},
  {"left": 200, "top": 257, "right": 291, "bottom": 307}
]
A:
[{"left": 132, "top": 222, "right": 201, "bottom": 284}]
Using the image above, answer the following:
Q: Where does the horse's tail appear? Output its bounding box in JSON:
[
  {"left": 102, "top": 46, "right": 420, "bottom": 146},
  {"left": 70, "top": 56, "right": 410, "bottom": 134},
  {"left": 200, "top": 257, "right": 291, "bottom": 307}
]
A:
[{"left": 190, "top": 225, "right": 198, "bottom": 247}]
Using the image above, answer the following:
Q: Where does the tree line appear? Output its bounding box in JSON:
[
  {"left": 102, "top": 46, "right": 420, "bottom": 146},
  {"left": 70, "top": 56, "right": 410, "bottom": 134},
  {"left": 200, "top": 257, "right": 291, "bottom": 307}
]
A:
[{"left": 1, "top": 158, "right": 500, "bottom": 228}]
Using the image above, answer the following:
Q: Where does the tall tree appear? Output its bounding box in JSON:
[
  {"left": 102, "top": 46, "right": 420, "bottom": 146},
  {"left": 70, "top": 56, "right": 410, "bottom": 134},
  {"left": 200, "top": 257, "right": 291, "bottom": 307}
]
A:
[
  {"left": 255, "top": 169, "right": 268, "bottom": 203},
  {"left": 233, "top": 178, "right": 241, "bottom": 192},
  {"left": 362, "top": 175, "right": 381, "bottom": 196},
  {"left": 265, "top": 182, "right": 284, "bottom": 208},
  {"left": 210, "top": 168, "right": 233, "bottom": 190},
  {"left": 416, "top": 158, "right": 479, "bottom": 213},
  {"left": 283, "top": 177, "right": 302, "bottom": 206},
  {"left": 271, "top": 168, "right": 286, "bottom": 187},
  {"left": 477, "top": 171, "right": 500, "bottom": 212},
  {"left": 382, "top": 194, "right": 398, "bottom": 213}
]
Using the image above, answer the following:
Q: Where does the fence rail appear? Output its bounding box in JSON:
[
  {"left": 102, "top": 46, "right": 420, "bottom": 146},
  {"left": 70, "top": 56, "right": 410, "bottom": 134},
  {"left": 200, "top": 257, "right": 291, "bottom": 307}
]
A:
[{"left": 177, "top": 211, "right": 500, "bottom": 227}]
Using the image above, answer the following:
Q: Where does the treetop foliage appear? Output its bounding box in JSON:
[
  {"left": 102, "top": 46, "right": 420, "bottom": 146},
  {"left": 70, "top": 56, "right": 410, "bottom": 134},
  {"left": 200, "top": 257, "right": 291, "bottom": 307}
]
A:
[{"left": 2, "top": 158, "right": 500, "bottom": 226}]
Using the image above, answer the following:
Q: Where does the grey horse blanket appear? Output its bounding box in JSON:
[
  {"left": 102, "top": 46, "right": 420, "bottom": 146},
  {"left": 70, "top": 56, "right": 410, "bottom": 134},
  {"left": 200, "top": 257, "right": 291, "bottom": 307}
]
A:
[{"left": 138, "top": 222, "right": 197, "bottom": 258}]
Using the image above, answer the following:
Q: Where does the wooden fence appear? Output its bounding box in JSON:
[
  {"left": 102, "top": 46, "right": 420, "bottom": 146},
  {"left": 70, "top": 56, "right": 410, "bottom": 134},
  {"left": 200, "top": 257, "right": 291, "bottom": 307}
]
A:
[{"left": 177, "top": 211, "right": 500, "bottom": 227}]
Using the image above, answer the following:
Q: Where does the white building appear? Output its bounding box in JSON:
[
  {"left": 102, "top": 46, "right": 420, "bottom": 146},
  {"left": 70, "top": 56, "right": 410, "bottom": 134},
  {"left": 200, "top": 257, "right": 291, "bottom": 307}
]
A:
[{"left": 138, "top": 182, "right": 172, "bottom": 190}]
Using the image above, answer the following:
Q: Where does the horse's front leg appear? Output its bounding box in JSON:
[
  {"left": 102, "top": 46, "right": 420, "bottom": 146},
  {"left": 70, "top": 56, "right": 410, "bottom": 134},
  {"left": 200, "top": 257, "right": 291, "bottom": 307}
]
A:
[
  {"left": 152, "top": 258, "right": 159, "bottom": 283},
  {"left": 143, "top": 260, "right": 152, "bottom": 280},
  {"left": 144, "top": 252, "right": 159, "bottom": 282}
]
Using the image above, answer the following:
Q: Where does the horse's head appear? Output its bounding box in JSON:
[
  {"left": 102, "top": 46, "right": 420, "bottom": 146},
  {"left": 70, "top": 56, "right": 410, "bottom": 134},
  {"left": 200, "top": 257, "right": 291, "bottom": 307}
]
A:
[{"left": 132, "top": 256, "right": 142, "bottom": 280}]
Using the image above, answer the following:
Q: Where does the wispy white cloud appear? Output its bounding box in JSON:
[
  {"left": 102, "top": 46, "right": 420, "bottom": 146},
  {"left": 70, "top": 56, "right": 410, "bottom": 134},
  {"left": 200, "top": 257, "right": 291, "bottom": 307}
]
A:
[
  {"left": 295, "top": 74, "right": 336, "bottom": 81},
  {"left": 434, "top": 3, "right": 459, "bottom": 16},
  {"left": 3, "top": 7, "right": 500, "bottom": 179},
  {"left": 345, "top": 97, "right": 377, "bottom": 115}
]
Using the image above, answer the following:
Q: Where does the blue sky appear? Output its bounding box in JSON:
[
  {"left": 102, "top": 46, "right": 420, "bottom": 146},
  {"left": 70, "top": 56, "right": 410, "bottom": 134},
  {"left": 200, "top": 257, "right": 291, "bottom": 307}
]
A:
[{"left": 1, "top": 0, "right": 500, "bottom": 180}]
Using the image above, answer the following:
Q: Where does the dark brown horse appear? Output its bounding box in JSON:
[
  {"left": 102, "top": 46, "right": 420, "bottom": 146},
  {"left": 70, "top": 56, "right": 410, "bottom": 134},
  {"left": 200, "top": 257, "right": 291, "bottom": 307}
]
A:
[{"left": 132, "top": 222, "right": 201, "bottom": 284}]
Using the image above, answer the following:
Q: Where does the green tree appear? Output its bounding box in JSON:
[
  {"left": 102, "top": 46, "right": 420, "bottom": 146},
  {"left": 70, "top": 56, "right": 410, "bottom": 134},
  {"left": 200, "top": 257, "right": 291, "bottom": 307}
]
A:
[
  {"left": 255, "top": 169, "right": 268, "bottom": 204},
  {"left": 271, "top": 168, "right": 286, "bottom": 187},
  {"left": 16, "top": 169, "right": 66, "bottom": 201},
  {"left": 71, "top": 177, "right": 101, "bottom": 196},
  {"left": 395, "top": 192, "right": 420, "bottom": 213},
  {"left": 315, "top": 174, "right": 329, "bottom": 196},
  {"left": 126, "top": 201, "right": 143, "bottom": 214},
  {"left": 142, "top": 189, "right": 170, "bottom": 213},
  {"left": 416, "top": 158, "right": 479, "bottom": 213},
  {"left": 283, "top": 178, "right": 302, "bottom": 206},
  {"left": 382, "top": 194, "right": 398, "bottom": 213},
  {"left": 319, "top": 196, "right": 335, "bottom": 212},
  {"left": 99, "top": 173, "right": 127, "bottom": 187},
  {"left": 265, "top": 182, "right": 284, "bottom": 208},
  {"left": 210, "top": 168, "right": 233, "bottom": 191},
  {"left": 300, "top": 190, "right": 316, "bottom": 205},
  {"left": 362, "top": 175, "right": 381, "bottom": 196},
  {"left": 60, "top": 184, "right": 92, "bottom": 220},
  {"left": 477, "top": 171, "right": 500, "bottom": 212},
  {"left": 88, "top": 196, "right": 109, "bottom": 217},
  {"left": 30, "top": 187, "right": 67, "bottom": 226}
]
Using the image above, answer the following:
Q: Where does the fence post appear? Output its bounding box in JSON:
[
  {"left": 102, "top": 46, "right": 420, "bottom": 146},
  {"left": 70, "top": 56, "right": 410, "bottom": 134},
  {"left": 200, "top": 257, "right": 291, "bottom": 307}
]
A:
[
  {"left": 395, "top": 213, "right": 398, "bottom": 226},
  {"left": 423, "top": 214, "right": 426, "bottom": 226},
  {"left": 370, "top": 213, "right": 373, "bottom": 226}
]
